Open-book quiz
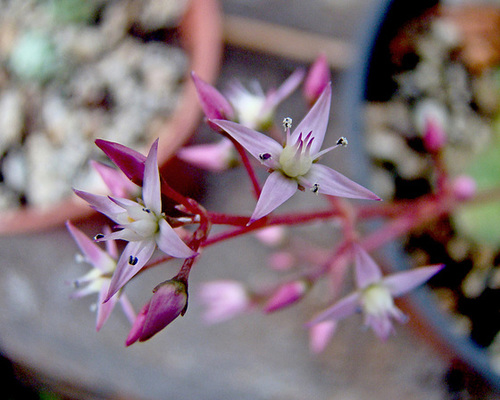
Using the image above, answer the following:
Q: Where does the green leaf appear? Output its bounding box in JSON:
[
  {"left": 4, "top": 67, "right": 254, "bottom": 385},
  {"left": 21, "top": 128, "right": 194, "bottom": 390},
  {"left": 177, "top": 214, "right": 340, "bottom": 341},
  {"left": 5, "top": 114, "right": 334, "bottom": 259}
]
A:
[{"left": 453, "top": 137, "right": 500, "bottom": 245}]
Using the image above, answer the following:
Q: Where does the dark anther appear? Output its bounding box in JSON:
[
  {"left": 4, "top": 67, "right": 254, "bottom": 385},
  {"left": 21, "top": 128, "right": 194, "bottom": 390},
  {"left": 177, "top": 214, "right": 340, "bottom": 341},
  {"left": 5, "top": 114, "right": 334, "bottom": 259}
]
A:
[
  {"left": 129, "top": 256, "right": 139, "bottom": 266},
  {"left": 336, "top": 137, "right": 348, "bottom": 146},
  {"left": 259, "top": 153, "right": 271, "bottom": 161},
  {"left": 142, "top": 208, "right": 151, "bottom": 213},
  {"left": 94, "top": 233, "right": 105, "bottom": 240},
  {"left": 311, "top": 183, "right": 320, "bottom": 194}
]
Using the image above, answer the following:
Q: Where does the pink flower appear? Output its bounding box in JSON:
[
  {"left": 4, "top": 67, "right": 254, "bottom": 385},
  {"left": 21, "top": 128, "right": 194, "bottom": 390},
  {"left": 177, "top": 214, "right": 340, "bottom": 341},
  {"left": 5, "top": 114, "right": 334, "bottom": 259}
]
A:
[
  {"left": 308, "top": 243, "right": 443, "bottom": 341},
  {"left": 224, "top": 69, "right": 304, "bottom": 130},
  {"left": 66, "top": 221, "right": 135, "bottom": 331},
  {"left": 126, "top": 278, "right": 188, "bottom": 345},
  {"left": 198, "top": 280, "right": 251, "bottom": 324},
  {"left": 74, "top": 139, "right": 196, "bottom": 301},
  {"left": 192, "top": 69, "right": 304, "bottom": 131},
  {"left": 212, "top": 85, "right": 381, "bottom": 223}
]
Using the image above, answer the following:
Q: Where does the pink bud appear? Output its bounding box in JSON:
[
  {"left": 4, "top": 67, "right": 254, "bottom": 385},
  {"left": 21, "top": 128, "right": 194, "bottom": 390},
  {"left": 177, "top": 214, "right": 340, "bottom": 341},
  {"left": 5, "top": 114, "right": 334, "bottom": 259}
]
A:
[
  {"left": 303, "top": 53, "right": 331, "bottom": 106},
  {"left": 254, "top": 226, "right": 286, "bottom": 247},
  {"left": 125, "top": 279, "right": 187, "bottom": 345},
  {"left": 263, "top": 280, "right": 309, "bottom": 313},
  {"left": 309, "top": 320, "right": 337, "bottom": 353},
  {"left": 452, "top": 175, "right": 477, "bottom": 201},
  {"left": 267, "top": 251, "right": 295, "bottom": 271},
  {"left": 423, "top": 116, "right": 446, "bottom": 153}
]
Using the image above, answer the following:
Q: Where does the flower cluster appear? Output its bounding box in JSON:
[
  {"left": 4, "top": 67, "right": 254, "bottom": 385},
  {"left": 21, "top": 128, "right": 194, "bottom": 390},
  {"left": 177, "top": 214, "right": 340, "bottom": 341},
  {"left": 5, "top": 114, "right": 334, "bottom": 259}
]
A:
[{"left": 67, "top": 54, "right": 462, "bottom": 352}]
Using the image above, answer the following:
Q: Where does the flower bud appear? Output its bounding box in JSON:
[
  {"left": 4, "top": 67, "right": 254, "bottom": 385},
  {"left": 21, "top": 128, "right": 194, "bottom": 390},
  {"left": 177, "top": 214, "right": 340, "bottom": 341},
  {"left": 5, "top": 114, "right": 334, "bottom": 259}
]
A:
[
  {"left": 263, "top": 280, "right": 310, "bottom": 313},
  {"left": 423, "top": 116, "right": 447, "bottom": 153},
  {"left": 452, "top": 175, "right": 477, "bottom": 201},
  {"left": 125, "top": 279, "right": 187, "bottom": 345},
  {"left": 309, "top": 320, "right": 337, "bottom": 354},
  {"left": 303, "top": 53, "right": 330, "bottom": 106}
]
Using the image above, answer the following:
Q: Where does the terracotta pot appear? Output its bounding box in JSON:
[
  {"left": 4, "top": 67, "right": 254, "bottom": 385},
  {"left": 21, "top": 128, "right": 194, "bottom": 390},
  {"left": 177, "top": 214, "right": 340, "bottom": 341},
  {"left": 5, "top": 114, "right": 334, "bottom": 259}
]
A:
[
  {"left": 0, "top": 0, "right": 222, "bottom": 235},
  {"left": 342, "top": 0, "right": 500, "bottom": 391}
]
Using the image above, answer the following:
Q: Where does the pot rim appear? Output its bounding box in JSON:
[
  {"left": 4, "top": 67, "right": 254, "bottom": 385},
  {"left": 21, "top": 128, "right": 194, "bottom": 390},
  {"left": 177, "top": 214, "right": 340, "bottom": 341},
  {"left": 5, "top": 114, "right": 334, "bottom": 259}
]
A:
[{"left": 0, "top": 0, "right": 223, "bottom": 235}]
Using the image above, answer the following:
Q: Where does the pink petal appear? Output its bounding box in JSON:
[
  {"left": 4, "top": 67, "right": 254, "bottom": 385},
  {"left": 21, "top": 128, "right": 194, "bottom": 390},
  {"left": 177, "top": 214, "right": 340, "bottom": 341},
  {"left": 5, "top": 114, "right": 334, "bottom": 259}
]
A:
[
  {"left": 210, "top": 119, "right": 283, "bottom": 163},
  {"left": 384, "top": 264, "right": 443, "bottom": 298},
  {"left": 73, "top": 189, "right": 124, "bottom": 221},
  {"left": 96, "top": 281, "right": 118, "bottom": 331},
  {"left": 95, "top": 139, "right": 146, "bottom": 186},
  {"left": 249, "top": 171, "right": 298, "bottom": 223},
  {"left": 142, "top": 139, "right": 162, "bottom": 214},
  {"left": 105, "top": 240, "right": 156, "bottom": 301},
  {"left": 291, "top": 84, "right": 331, "bottom": 154},
  {"left": 264, "top": 68, "right": 305, "bottom": 111},
  {"left": 365, "top": 314, "right": 394, "bottom": 341},
  {"left": 66, "top": 221, "right": 113, "bottom": 272},
  {"left": 126, "top": 300, "right": 150, "bottom": 346},
  {"left": 156, "top": 219, "right": 197, "bottom": 258},
  {"left": 191, "top": 71, "right": 234, "bottom": 120},
  {"left": 119, "top": 294, "right": 136, "bottom": 325},
  {"left": 176, "top": 139, "right": 235, "bottom": 172},
  {"left": 352, "top": 243, "right": 383, "bottom": 288},
  {"left": 304, "top": 164, "right": 381, "bottom": 200},
  {"left": 90, "top": 160, "right": 138, "bottom": 198},
  {"left": 307, "top": 292, "right": 360, "bottom": 325}
]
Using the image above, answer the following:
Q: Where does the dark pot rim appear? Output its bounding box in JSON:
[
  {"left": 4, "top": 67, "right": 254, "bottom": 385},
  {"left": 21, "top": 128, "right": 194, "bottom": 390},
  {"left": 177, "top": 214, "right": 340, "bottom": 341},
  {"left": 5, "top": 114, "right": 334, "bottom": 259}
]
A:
[{"left": 340, "top": 0, "right": 500, "bottom": 390}]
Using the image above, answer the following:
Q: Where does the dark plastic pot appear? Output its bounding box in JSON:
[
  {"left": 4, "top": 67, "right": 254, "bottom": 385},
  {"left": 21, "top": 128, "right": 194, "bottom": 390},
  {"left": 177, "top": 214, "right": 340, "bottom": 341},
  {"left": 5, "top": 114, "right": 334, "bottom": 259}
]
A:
[{"left": 340, "top": 0, "right": 500, "bottom": 391}]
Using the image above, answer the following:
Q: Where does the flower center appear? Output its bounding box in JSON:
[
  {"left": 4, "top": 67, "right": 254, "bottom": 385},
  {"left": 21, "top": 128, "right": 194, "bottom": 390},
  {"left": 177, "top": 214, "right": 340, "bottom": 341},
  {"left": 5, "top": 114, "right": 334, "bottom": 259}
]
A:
[
  {"left": 126, "top": 206, "right": 160, "bottom": 238},
  {"left": 279, "top": 132, "right": 314, "bottom": 178},
  {"left": 361, "top": 284, "right": 394, "bottom": 317}
]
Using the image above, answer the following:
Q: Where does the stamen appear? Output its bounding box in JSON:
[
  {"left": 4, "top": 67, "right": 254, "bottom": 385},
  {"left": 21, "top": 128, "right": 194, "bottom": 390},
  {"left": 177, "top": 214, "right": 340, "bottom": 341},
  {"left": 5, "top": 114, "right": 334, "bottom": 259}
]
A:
[
  {"left": 142, "top": 208, "right": 151, "bottom": 213},
  {"left": 129, "top": 256, "right": 139, "bottom": 266},
  {"left": 94, "top": 233, "right": 104, "bottom": 241},
  {"left": 282, "top": 117, "right": 292, "bottom": 131},
  {"left": 336, "top": 137, "right": 348, "bottom": 147},
  {"left": 73, "top": 280, "right": 81, "bottom": 288},
  {"left": 259, "top": 153, "right": 272, "bottom": 161},
  {"left": 311, "top": 183, "right": 320, "bottom": 194}
]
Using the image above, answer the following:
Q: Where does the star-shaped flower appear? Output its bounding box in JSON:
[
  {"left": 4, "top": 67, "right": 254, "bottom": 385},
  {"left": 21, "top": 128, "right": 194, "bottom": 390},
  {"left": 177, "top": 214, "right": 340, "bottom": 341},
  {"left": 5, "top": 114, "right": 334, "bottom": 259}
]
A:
[
  {"left": 192, "top": 68, "right": 304, "bottom": 131},
  {"left": 308, "top": 243, "right": 443, "bottom": 341},
  {"left": 211, "top": 85, "right": 381, "bottom": 223},
  {"left": 74, "top": 139, "right": 197, "bottom": 301},
  {"left": 66, "top": 221, "right": 135, "bottom": 331}
]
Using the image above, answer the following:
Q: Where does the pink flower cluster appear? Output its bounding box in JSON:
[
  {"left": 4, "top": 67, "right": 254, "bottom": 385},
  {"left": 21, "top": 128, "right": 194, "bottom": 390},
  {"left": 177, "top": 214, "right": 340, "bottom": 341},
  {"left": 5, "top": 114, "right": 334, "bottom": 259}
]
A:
[{"left": 67, "top": 54, "right": 465, "bottom": 352}]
